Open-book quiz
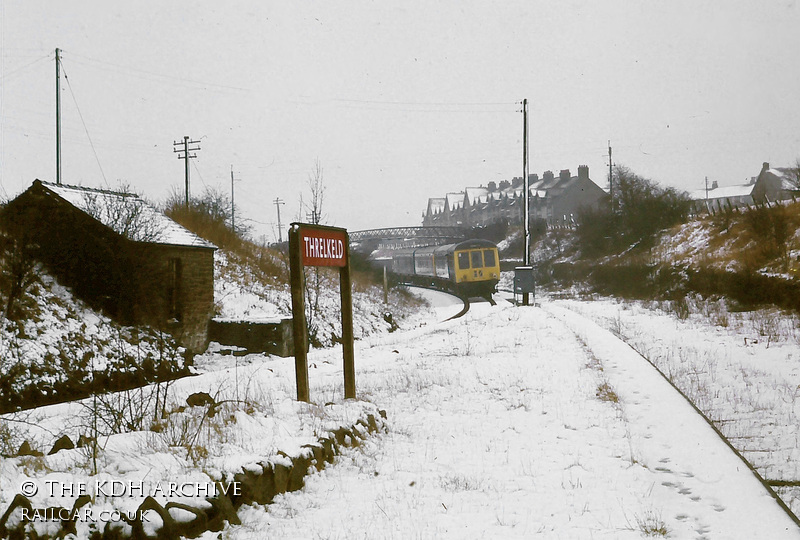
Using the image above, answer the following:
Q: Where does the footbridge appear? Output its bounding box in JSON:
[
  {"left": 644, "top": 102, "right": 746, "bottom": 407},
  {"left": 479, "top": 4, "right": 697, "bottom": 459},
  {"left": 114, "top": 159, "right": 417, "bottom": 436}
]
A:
[{"left": 349, "top": 226, "right": 466, "bottom": 253}]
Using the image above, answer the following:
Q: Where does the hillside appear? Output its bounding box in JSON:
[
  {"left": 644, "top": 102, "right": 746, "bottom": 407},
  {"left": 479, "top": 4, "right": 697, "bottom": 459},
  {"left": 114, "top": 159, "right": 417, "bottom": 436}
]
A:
[
  {"left": 0, "top": 266, "right": 186, "bottom": 417},
  {"left": 530, "top": 200, "right": 800, "bottom": 312}
]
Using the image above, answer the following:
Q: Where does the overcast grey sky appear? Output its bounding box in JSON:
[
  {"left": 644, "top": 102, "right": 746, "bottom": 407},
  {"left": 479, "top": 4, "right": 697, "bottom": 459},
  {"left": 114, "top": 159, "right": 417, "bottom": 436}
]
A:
[{"left": 2, "top": 1, "right": 799, "bottom": 240}]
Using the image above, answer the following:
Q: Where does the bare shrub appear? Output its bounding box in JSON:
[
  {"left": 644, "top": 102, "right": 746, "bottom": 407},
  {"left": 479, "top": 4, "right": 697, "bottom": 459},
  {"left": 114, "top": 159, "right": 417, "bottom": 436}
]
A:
[
  {"left": 743, "top": 204, "right": 792, "bottom": 271},
  {"left": 164, "top": 186, "right": 247, "bottom": 250}
]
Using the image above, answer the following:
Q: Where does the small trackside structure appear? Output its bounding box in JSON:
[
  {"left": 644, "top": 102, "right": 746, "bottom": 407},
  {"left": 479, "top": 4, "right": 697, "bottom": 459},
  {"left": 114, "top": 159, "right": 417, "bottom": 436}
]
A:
[
  {"left": 2, "top": 180, "right": 217, "bottom": 352},
  {"left": 288, "top": 223, "right": 355, "bottom": 402}
]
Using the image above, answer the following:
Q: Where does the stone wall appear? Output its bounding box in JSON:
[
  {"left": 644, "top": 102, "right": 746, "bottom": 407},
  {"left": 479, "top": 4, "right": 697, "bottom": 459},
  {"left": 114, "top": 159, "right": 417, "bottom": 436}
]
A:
[{"left": 208, "top": 318, "right": 294, "bottom": 357}]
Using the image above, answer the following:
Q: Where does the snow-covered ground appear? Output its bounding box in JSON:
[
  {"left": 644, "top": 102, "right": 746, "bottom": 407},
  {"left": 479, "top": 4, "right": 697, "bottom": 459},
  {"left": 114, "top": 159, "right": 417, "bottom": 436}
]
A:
[
  {"left": 553, "top": 294, "right": 800, "bottom": 519},
  {"left": 212, "top": 290, "right": 800, "bottom": 539},
  {"left": 3, "top": 289, "right": 799, "bottom": 539}
]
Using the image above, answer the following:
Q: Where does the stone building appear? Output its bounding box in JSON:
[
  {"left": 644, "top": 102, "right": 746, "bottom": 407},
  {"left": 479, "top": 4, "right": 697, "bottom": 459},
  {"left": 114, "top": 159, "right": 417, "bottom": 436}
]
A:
[
  {"left": 2, "top": 180, "right": 216, "bottom": 352},
  {"left": 689, "top": 162, "right": 800, "bottom": 213},
  {"left": 422, "top": 165, "right": 608, "bottom": 228}
]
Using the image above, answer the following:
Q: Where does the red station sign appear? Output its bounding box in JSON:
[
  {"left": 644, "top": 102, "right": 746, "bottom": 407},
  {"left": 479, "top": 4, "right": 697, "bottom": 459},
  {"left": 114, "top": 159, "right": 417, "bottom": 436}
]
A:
[
  {"left": 300, "top": 227, "right": 348, "bottom": 267},
  {"left": 289, "top": 223, "right": 355, "bottom": 402}
]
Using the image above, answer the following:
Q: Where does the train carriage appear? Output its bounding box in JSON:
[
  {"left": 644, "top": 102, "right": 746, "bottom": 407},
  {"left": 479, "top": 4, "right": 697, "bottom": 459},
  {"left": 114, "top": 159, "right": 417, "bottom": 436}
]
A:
[{"left": 389, "top": 239, "right": 499, "bottom": 300}]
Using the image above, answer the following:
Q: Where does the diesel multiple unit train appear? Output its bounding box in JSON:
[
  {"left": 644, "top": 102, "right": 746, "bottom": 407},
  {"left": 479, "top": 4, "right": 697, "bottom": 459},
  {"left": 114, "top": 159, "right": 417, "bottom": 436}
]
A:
[{"left": 388, "top": 239, "right": 500, "bottom": 300}]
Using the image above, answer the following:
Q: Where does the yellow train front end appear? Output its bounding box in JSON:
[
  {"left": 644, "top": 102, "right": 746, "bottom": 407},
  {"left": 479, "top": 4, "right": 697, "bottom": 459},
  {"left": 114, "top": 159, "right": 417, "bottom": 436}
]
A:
[{"left": 452, "top": 240, "right": 500, "bottom": 298}]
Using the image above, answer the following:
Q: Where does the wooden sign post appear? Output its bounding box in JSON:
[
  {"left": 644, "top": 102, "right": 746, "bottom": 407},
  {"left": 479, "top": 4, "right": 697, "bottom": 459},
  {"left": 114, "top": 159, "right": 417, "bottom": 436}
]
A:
[{"left": 288, "top": 223, "right": 356, "bottom": 402}]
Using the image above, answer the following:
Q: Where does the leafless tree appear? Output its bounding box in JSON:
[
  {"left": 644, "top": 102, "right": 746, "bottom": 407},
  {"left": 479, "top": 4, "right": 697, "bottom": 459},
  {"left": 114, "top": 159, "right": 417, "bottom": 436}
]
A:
[
  {"left": 80, "top": 184, "right": 166, "bottom": 243},
  {"left": 787, "top": 158, "right": 800, "bottom": 191},
  {"left": 299, "top": 159, "right": 328, "bottom": 345}
]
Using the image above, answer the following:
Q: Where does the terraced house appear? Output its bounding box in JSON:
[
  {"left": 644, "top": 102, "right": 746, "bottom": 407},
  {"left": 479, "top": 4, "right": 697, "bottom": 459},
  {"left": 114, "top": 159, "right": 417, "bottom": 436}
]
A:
[{"left": 423, "top": 165, "right": 608, "bottom": 229}]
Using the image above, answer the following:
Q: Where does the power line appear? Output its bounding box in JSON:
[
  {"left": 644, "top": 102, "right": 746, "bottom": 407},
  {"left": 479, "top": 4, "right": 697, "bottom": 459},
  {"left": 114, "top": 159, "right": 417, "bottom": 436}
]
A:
[
  {"left": 61, "top": 54, "right": 108, "bottom": 184},
  {"left": 65, "top": 51, "right": 250, "bottom": 92},
  {"left": 0, "top": 53, "right": 51, "bottom": 82}
]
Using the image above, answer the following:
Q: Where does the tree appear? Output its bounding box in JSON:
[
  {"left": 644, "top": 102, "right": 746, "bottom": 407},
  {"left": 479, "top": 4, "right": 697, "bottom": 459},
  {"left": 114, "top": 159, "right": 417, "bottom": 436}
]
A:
[
  {"left": 575, "top": 166, "right": 691, "bottom": 255},
  {"left": 787, "top": 158, "right": 800, "bottom": 191},
  {"left": 299, "top": 159, "right": 328, "bottom": 346},
  {"left": 304, "top": 159, "right": 326, "bottom": 225}
]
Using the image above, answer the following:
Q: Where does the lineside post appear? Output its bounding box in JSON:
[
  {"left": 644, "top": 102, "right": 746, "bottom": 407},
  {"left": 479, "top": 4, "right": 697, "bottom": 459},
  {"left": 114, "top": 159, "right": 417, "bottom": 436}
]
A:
[{"left": 288, "top": 225, "right": 310, "bottom": 402}]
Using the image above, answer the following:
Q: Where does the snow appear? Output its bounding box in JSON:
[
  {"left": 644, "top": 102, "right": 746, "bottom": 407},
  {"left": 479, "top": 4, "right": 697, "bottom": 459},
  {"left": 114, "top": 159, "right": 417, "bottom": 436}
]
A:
[
  {"left": 3, "top": 287, "right": 800, "bottom": 538},
  {"left": 41, "top": 181, "right": 215, "bottom": 249}
]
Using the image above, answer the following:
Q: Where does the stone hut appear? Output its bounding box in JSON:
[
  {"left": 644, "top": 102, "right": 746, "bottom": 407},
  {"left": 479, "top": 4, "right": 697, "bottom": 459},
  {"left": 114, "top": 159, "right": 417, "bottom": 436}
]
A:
[{"left": 2, "top": 180, "right": 216, "bottom": 352}]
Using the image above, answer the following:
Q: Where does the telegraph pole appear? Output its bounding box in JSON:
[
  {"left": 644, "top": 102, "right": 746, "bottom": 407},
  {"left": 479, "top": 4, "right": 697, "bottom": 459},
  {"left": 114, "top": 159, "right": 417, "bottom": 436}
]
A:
[
  {"left": 55, "top": 48, "right": 62, "bottom": 185},
  {"left": 523, "top": 98, "right": 530, "bottom": 266},
  {"left": 608, "top": 140, "right": 613, "bottom": 211},
  {"left": 274, "top": 198, "right": 285, "bottom": 242},
  {"left": 173, "top": 136, "right": 200, "bottom": 206},
  {"left": 230, "top": 165, "right": 240, "bottom": 232}
]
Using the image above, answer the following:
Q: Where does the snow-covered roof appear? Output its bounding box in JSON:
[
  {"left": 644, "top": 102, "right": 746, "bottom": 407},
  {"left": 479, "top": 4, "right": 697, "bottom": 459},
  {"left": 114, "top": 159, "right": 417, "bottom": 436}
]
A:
[
  {"left": 766, "top": 168, "right": 799, "bottom": 191},
  {"left": 689, "top": 183, "right": 754, "bottom": 201},
  {"left": 427, "top": 197, "right": 445, "bottom": 214},
  {"left": 38, "top": 180, "right": 216, "bottom": 249},
  {"left": 445, "top": 192, "right": 464, "bottom": 210},
  {"left": 465, "top": 187, "right": 490, "bottom": 206}
]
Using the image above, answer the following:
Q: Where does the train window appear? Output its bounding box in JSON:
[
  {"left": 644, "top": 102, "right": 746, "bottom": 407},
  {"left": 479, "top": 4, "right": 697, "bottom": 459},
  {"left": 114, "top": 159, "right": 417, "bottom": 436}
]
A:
[
  {"left": 470, "top": 250, "right": 483, "bottom": 268},
  {"left": 483, "top": 249, "right": 496, "bottom": 267},
  {"left": 458, "top": 251, "right": 470, "bottom": 269}
]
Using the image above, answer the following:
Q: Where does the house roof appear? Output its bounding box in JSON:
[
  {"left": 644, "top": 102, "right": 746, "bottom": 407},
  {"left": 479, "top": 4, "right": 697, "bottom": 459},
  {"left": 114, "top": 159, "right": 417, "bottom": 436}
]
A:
[
  {"left": 764, "top": 168, "right": 799, "bottom": 191},
  {"left": 427, "top": 197, "right": 446, "bottom": 214},
  {"left": 689, "top": 183, "right": 755, "bottom": 201},
  {"left": 36, "top": 180, "right": 216, "bottom": 249},
  {"left": 465, "top": 187, "right": 490, "bottom": 206},
  {"left": 445, "top": 192, "right": 464, "bottom": 210}
]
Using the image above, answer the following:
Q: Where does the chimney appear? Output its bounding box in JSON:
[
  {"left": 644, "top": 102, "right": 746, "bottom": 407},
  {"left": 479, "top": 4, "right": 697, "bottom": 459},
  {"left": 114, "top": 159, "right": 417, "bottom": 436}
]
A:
[
  {"left": 578, "top": 165, "right": 589, "bottom": 180},
  {"left": 559, "top": 169, "right": 571, "bottom": 182},
  {"left": 499, "top": 180, "right": 511, "bottom": 190},
  {"left": 762, "top": 162, "right": 770, "bottom": 172},
  {"left": 528, "top": 173, "right": 539, "bottom": 183},
  {"left": 488, "top": 181, "right": 497, "bottom": 192},
  {"left": 712, "top": 180, "right": 718, "bottom": 189},
  {"left": 512, "top": 177, "right": 523, "bottom": 188},
  {"left": 543, "top": 170, "right": 554, "bottom": 183}
]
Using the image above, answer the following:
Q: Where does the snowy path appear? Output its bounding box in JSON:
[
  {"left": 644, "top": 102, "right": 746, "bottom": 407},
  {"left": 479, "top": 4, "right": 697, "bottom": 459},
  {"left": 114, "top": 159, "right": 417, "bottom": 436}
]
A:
[
  {"left": 544, "top": 303, "right": 799, "bottom": 539},
  {"left": 213, "top": 299, "right": 800, "bottom": 539}
]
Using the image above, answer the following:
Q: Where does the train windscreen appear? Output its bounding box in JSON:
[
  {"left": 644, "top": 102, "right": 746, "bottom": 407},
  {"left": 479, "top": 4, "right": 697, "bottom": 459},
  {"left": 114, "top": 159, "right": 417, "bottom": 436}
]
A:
[{"left": 470, "top": 250, "right": 483, "bottom": 268}]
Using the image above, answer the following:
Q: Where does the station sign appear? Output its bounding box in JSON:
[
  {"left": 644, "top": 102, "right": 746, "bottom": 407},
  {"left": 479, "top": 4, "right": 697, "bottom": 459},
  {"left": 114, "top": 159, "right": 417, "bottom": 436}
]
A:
[
  {"left": 300, "top": 227, "right": 348, "bottom": 267},
  {"left": 289, "top": 223, "right": 355, "bottom": 402}
]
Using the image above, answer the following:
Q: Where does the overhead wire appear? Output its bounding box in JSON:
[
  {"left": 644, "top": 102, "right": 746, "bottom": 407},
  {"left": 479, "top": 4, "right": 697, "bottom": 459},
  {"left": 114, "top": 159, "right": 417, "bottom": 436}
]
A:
[
  {"left": 65, "top": 51, "right": 250, "bottom": 93},
  {"left": 61, "top": 58, "right": 107, "bottom": 184},
  {"left": 0, "top": 53, "right": 51, "bottom": 82}
]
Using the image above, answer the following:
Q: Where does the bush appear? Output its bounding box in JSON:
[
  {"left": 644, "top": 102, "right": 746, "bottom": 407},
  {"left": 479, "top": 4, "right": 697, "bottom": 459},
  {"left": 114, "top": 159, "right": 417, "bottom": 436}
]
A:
[
  {"left": 576, "top": 166, "right": 691, "bottom": 256},
  {"left": 164, "top": 187, "right": 248, "bottom": 250},
  {"left": 743, "top": 203, "right": 791, "bottom": 271}
]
